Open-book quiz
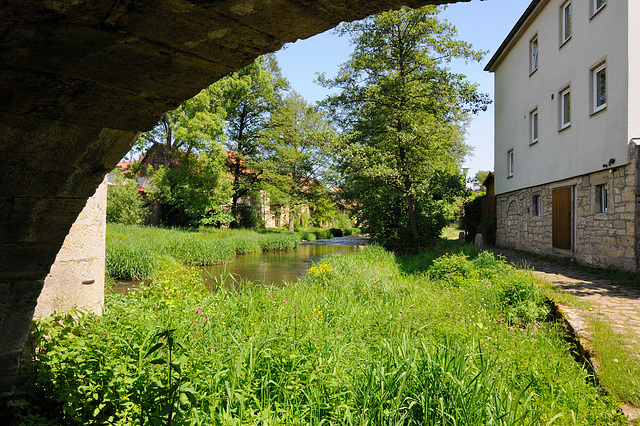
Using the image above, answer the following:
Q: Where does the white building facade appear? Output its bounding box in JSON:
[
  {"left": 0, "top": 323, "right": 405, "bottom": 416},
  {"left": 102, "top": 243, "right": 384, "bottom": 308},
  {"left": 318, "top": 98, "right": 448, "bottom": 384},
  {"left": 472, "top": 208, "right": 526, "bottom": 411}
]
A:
[{"left": 486, "top": 0, "right": 640, "bottom": 271}]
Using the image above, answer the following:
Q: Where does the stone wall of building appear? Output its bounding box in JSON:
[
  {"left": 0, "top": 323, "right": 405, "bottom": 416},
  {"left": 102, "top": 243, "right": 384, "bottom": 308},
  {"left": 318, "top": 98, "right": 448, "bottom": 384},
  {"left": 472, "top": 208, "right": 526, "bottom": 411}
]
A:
[
  {"left": 496, "top": 144, "right": 639, "bottom": 272},
  {"left": 34, "top": 177, "right": 107, "bottom": 317}
]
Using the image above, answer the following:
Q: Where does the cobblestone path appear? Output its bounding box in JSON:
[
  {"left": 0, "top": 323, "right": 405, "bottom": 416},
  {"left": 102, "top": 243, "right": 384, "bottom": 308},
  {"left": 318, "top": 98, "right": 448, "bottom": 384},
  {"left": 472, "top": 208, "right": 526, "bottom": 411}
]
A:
[{"left": 489, "top": 247, "right": 640, "bottom": 421}]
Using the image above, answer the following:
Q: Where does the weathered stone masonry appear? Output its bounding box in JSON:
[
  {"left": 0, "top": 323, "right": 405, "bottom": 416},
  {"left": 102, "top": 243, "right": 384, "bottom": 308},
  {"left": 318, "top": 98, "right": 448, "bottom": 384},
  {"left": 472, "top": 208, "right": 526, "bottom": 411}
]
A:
[{"left": 497, "top": 143, "right": 640, "bottom": 272}]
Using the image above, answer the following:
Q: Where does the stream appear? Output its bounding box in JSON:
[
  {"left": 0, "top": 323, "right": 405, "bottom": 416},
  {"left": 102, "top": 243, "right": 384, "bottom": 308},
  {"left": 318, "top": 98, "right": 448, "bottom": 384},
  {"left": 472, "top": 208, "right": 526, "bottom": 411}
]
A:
[
  {"left": 202, "top": 236, "right": 367, "bottom": 288},
  {"left": 112, "top": 236, "right": 367, "bottom": 293}
]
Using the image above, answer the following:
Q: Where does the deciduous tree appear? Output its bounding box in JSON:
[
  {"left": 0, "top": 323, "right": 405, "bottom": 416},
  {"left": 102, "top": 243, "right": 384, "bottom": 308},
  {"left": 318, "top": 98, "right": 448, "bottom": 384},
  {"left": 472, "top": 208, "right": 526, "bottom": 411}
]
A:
[
  {"left": 320, "top": 5, "right": 490, "bottom": 251},
  {"left": 213, "top": 55, "right": 290, "bottom": 227},
  {"left": 263, "top": 92, "right": 336, "bottom": 231}
]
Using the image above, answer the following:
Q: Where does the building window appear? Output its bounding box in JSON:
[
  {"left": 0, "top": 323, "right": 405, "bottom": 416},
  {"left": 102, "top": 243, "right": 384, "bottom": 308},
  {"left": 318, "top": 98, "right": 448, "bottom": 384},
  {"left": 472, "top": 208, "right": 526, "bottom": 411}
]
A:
[
  {"left": 592, "top": 63, "right": 607, "bottom": 113},
  {"left": 596, "top": 184, "right": 608, "bottom": 213},
  {"left": 562, "top": 2, "right": 572, "bottom": 44},
  {"left": 560, "top": 87, "right": 571, "bottom": 129},
  {"left": 532, "top": 194, "right": 541, "bottom": 217},
  {"left": 530, "top": 109, "right": 539, "bottom": 144},
  {"left": 592, "top": 0, "right": 606, "bottom": 16},
  {"left": 508, "top": 150, "right": 514, "bottom": 177},
  {"left": 530, "top": 36, "right": 539, "bottom": 74}
]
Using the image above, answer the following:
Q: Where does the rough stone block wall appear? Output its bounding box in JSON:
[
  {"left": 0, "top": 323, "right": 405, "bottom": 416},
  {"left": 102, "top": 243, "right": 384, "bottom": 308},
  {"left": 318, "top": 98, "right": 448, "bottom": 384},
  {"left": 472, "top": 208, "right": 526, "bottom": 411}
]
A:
[
  {"left": 496, "top": 145, "right": 638, "bottom": 272},
  {"left": 34, "top": 177, "right": 107, "bottom": 317}
]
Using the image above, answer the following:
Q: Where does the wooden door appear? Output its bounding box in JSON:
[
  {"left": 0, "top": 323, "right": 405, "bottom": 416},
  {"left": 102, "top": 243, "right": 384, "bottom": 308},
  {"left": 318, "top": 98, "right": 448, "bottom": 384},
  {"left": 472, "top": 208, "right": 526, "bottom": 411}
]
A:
[{"left": 552, "top": 186, "right": 572, "bottom": 250}]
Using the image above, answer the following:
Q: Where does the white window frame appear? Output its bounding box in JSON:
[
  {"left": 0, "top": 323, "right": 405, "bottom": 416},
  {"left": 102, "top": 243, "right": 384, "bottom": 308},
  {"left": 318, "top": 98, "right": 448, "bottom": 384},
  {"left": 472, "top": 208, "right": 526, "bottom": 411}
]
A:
[
  {"left": 592, "top": 63, "right": 607, "bottom": 113},
  {"left": 592, "top": 0, "right": 606, "bottom": 17},
  {"left": 530, "top": 109, "right": 539, "bottom": 144},
  {"left": 508, "top": 150, "right": 514, "bottom": 177},
  {"left": 562, "top": 1, "right": 572, "bottom": 45},
  {"left": 530, "top": 36, "right": 539, "bottom": 74},
  {"left": 560, "top": 87, "right": 571, "bottom": 130}
]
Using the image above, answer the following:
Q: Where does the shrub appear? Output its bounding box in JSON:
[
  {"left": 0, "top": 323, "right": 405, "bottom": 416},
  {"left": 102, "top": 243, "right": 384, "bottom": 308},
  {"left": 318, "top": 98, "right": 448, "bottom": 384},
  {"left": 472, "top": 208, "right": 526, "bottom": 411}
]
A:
[
  {"left": 313, "top": 229, "right": 333, "bottom": 239},
  {"left": 329, "top": 228, "right": 343, "bottom": 237},
  {"left": 427, "top": 252, "right": 474, "bottom": 281},
  {"left": 106, "top": 169, "right": 148, "bottom": 225}
]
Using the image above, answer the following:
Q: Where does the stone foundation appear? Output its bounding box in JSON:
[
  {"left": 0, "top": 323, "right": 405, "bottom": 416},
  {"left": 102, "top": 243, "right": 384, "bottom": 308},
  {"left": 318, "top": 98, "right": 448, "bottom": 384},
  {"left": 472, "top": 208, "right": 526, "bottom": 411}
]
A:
[{"left": 496, "top": 144, "right": 639, "bottom": 272}]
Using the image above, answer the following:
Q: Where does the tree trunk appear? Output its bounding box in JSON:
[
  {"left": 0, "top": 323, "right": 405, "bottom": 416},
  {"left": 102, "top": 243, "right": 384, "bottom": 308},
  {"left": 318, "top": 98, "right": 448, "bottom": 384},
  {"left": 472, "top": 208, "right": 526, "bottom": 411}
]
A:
[
  {"left": 398, "top": 141, "right": 420, "bottom": 241},
  {"left": 148, "top": 201, "right": 160, "bottom": 227},
  {"left": 407, "top": 193, "right": 419, "bottom": 240}
]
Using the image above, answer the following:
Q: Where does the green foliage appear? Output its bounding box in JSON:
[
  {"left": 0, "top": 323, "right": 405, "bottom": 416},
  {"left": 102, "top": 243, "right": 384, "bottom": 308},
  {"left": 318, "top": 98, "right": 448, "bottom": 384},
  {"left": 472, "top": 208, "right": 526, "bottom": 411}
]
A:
[
  {"left": 471, "top": 170, "right": 491, "bottom": 192},
  {"left": 463, "top": 193, "right": 484, "bottom": 237},
  {"left": 148, "top": 151, "right": 233, "bottom": 228},
  {"left": 263, "top": 92, "right": 337, "bottom": 231},
  {"left": 212, "top": 55, "right": 290, "bottom": 227},
  {"left": 106, "top": 169, "right": 148, "bottom": 225},
  {"left": 428, "top": 252, "right": 474, "bottom": 281},
  {"left": 6, "top": 246, "right": 627, "bottom": 425},
  {"left": 329, "top": 228, "right": 343, "bottom": 237},
  {"left": 321, "top": 6, "right": 490, "bottom": 252},
  {"left": 135, "top": 81, "right": 232, "bottom": 228},
  {"left": 463, "top": 193, "right": 497, "bottom": 245},
  {"left": 313, "top": 229, "right": 333, "bottom": 240},
  {"left": 105, "top": 224, "right": 303, "bottom": 280}
]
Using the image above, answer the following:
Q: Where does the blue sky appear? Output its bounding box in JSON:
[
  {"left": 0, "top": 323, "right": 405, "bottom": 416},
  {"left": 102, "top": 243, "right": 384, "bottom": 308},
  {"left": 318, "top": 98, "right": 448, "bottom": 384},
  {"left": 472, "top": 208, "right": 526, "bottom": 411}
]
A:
[{"left": 275, "top": 0, "right": 533, "bottom": 178}]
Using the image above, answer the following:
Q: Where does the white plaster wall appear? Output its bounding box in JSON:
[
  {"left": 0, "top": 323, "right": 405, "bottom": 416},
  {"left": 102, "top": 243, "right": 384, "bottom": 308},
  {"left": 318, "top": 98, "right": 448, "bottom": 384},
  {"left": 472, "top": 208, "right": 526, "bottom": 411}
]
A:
[
  {"left": 34, "top": 177, "right": 107, "bottom": 317},
  {"left": 493, "top": 0, "right": 629, "bottom": 195},
  {"left": 629, "top": 0, "right": 640, "bottom": 140}
]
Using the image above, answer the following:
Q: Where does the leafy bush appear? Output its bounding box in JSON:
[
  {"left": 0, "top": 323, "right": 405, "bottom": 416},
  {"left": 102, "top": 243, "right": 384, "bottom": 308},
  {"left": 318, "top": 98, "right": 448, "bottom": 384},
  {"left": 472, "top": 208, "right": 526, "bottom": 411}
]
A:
[
  {"left": 106, "top": 169, "right": 148, "bottom": 225},
  {"left": 428, "top": 252, "right": 474, "bottom": 281},
  {"left": 313, "top": 229, "right": 333, "bottom": 239},
  {"left": 329, "top": 227, "right": 343, "bottom": 237}
]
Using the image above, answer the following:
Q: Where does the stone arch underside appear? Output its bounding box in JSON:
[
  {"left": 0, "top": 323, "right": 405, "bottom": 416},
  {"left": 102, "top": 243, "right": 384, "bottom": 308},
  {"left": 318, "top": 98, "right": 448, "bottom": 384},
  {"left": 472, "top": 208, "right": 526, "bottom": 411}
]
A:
[{"left": 0, "top": 0, "right": 468, "bottom": 388}]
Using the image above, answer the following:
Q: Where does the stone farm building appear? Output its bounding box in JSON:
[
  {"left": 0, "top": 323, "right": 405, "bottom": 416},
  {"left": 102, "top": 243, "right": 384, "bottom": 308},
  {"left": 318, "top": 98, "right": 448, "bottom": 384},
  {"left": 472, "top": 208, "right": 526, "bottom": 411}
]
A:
[{"left": 485, "top": 0, "right": 640, "bottom": 271}]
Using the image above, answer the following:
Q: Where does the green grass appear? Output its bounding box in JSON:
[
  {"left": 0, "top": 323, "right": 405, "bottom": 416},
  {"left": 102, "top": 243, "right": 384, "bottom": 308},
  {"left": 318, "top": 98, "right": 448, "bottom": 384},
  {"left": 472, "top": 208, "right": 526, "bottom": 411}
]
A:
[
  {"left": 106, "top": 224, "right": 360, "bottom": 280},
  {"left": 586, "top": 316, "right": 640, "bottom": 405},
  {"left": 106, "top": 224, "right": 305, "bottom": 280},
  {"left": 3, "top": 245, "right": 627, "bottom": 425},
  {"left": 481, "top": 243, "right": 640, "bottom": 408}
]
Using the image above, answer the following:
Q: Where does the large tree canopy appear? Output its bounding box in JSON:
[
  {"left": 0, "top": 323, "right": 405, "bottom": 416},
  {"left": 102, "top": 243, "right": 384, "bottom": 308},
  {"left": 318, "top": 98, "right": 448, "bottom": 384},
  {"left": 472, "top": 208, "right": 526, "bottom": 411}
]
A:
[
  {"left": 320, "top": 5, "right": 490, "bottom": 252},
  {"left": 263, "top": 92, "right": 337, "bottom": 231},
  {"left": 134, "top": 85, "right": 231, "bottom": 227},
  {"left": 213, "top": 55, "right": 290, "bottom": 227}
]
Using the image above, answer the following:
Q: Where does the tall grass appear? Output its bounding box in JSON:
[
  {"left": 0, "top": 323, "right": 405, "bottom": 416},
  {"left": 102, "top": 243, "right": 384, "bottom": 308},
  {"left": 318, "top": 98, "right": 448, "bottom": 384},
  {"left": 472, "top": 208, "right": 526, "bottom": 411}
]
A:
[
  {"left": 106, "top": 224, "right": 304, "bottom": 279},
  {"left": 4, "top": 246, "right": 627, "bottom": 425}
]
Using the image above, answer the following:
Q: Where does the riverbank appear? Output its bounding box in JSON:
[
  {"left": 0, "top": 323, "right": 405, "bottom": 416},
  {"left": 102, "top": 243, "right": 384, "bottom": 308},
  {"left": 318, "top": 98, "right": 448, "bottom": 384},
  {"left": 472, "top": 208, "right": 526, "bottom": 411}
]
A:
[
  {"left": 3, "top": 243, "right": 627, "bottom": 425},
  {"left": 106, "top": 224, "right": 359, "bottom": 280}
]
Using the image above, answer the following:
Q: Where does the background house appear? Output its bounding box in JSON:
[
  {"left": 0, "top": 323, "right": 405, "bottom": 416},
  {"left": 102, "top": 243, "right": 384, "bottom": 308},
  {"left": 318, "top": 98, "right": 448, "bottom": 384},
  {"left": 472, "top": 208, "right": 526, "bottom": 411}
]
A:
[{"left": 485, "top": 0, "right": 640, "bottom": 271}]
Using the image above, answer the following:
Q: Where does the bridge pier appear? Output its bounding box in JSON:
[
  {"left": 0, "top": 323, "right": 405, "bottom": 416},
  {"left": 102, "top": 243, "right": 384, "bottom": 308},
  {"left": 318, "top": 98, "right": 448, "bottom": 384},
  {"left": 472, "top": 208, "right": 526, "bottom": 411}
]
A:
[{"left": 0, "top": 0, "right": 457, "bottom": 390}]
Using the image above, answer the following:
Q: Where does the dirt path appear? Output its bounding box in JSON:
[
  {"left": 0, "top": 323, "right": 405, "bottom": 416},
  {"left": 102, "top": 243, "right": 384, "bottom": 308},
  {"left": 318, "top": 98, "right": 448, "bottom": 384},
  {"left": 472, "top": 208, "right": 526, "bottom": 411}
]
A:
[{"left": 489, "top": 247, "right": 640, "bottom": 420}]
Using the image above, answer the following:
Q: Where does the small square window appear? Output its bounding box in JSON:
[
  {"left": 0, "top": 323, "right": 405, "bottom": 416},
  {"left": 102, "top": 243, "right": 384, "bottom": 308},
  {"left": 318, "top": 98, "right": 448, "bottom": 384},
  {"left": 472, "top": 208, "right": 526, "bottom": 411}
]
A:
[
  {"left": 508, "top": 150, "right": 514, "bottom": 177},
  {"left": 530, "top": 36, "right": 539, "bottom": 74},
  {"left": 560, "top": 87, "right": 571, "bottom": 129},
  {"left": 533, "top": 194, "right": 541, "bottom": 217},
  {"left": 592, "top": 63, "right": 606, "bottom": 113},
  {"left": 596, "top": 184, "right": 608, "bottom": 213},
  {"left": 562, "top": 2, "right": 572, "bottom": 44},
  {"left": 530, "top": 109, "right": 539, "bottom": 144}
]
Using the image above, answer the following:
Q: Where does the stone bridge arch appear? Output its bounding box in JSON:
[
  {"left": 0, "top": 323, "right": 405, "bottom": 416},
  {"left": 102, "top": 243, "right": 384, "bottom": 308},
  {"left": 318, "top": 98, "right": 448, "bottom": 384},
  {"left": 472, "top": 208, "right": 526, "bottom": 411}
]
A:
[{"left": 0, "top": 0, "right": 467, "bottom": 387}]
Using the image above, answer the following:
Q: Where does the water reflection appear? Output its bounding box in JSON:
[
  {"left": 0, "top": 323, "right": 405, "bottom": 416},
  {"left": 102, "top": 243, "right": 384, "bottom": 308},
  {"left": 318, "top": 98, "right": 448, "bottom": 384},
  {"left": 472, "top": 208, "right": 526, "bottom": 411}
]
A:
[{"left": 202, "top": 244, "right": 362, "bottom": 288}]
